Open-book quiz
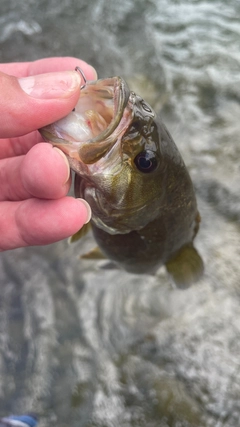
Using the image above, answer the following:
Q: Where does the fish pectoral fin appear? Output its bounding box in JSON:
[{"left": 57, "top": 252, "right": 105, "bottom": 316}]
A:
[
  {"left": 165, "top": 244, "right": 204, "bottom": 289},
  {"left": 81, "top": 246, "right": 106, "bottom": 260},
  {"left": 69, "top": 223, "right": 91, "bottom": 244}
]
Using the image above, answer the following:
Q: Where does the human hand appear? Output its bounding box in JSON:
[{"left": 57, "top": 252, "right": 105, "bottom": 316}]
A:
[{"left": 0, "top": 57, "right": 96, "bottom": 251}]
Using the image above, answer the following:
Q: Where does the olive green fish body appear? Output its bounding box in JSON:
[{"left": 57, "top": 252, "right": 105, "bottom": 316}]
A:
[
  {"left": 75, "top": 120, "right": 200, "bottom": 275},
  {"left": 40, "top": 74, "right": 203, "bottom": 288}
]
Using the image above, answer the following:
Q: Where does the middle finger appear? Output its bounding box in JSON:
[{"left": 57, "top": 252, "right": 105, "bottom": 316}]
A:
[{"left": 0, "top": 143, "right": 71, "bottom": 201}]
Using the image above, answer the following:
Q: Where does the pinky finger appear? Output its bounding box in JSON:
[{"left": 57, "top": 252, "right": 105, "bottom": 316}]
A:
[{"left": 0, "top": 197, "right": 91, "bottom": 251}]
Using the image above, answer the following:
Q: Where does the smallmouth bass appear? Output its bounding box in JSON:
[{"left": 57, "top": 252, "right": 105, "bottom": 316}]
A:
[{"left": 40, "top": 71, "right": 203, "bottom": 288}]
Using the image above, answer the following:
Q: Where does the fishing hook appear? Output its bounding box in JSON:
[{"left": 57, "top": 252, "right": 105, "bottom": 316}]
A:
[{"left": 75, "top": 66, "right": 87, "bottom": 90}]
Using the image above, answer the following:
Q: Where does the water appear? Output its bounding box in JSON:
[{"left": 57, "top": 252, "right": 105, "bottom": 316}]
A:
[{"left": 1, "top": 0, "right": 240, "bottom": 426}]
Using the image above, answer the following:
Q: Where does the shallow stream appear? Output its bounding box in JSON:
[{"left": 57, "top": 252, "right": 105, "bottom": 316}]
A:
[{"left": 1, "top": 1, "right": 240, "bottom": 425}]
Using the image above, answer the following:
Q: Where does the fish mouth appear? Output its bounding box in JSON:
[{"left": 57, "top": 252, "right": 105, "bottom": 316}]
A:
[{"left": 40, "top": 76, "right": 131, "bottom": 164}]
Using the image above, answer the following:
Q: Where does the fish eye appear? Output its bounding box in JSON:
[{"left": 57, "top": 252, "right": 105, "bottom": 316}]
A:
[{"left": 134, "top": 150, "right": 158, "bottom": 173}]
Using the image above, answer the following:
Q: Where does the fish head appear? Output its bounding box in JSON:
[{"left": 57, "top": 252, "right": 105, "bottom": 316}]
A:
[{"left": 40, "top": 76, "right": 168, "bottom": 235}]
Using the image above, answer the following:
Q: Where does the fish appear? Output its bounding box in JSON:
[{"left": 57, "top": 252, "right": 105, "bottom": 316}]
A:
[{"left": 40, "top": 71, "right": 203, "bottom": 288}]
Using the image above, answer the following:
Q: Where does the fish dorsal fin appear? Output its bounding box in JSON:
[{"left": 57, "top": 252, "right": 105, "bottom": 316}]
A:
[
  {"left": 166, "top": 244, "right": 204, "bottom": 289},
  {"left": 81, "top": 246, "right": 106, "bottom": 259},
  {"left": 69, "top": 222, "right": 91, "bottom": 244}
]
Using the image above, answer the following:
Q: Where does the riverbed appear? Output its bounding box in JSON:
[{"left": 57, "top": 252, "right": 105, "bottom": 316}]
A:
[{"left": 1, "top": 1, "right": 240, "bottom": 426}]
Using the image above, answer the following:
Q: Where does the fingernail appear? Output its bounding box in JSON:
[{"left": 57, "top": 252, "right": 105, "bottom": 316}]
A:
[
  {"left": 53, "top": 147, "right": 70, "bottom": 184},
  {"left": 18, "top": 71, "right": 81, "bottom": 99},
  {"left": 77, "top": 198, "right": 92, "bottom": 224},
  {"left": 89, "top": 66, "right": 98, "bottom": 80}
]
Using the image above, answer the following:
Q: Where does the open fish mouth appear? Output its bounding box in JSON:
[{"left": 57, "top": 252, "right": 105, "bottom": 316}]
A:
[{"left": 40, "top": 75, "right": 131, "bottom": 164}]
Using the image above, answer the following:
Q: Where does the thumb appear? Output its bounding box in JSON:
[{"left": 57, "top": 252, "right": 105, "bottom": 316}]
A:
[{"left": 0, "top": 70, "right": 82, "bottom": 138}]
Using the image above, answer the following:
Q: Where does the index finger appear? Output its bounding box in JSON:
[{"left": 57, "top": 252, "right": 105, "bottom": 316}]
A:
[
  {"left": 0, "top": 57, "right": 97, "bottom": 158},
  {"left": 0, "top": 57, "right": 97, "bottom": 79}
]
